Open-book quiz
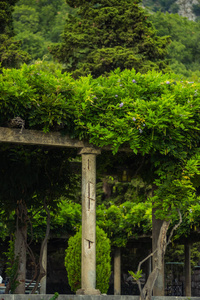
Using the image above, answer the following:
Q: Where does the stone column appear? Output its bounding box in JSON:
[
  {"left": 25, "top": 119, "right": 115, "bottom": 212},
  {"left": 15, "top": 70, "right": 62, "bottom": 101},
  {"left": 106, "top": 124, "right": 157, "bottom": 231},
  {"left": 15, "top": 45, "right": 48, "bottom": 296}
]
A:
[
  {"left": 77, "top": 147, "right": 101, "bottom": 295},
  {"left": 114, "top": 247, "right": 121, "bottom": 295},
  {"left": 185, "top": 243, "right": 191, "bottom": 296},
  {"left": 40, "top": 241, "right": 47, "bottom": 294}
]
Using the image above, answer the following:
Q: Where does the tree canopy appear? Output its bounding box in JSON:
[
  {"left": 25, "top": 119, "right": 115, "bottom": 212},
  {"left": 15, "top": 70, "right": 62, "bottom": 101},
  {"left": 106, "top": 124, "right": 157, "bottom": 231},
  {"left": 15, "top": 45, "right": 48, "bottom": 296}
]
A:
[{"left": 49, "top": 0, "right": 170, "bottom": 77}]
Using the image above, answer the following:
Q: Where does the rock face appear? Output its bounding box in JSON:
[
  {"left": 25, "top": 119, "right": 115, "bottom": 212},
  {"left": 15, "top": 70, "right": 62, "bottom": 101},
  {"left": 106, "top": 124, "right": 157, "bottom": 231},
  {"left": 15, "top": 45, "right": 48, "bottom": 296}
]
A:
[{"left": 176, "top": 0, "right": 198, "bottom": 21}]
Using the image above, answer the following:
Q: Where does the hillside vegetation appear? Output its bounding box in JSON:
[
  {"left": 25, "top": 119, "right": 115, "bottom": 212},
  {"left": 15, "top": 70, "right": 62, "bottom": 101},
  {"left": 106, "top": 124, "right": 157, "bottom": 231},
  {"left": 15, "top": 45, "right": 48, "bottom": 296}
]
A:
[{"left": 10, "top": 0, "right": 200, "bottom": 79}]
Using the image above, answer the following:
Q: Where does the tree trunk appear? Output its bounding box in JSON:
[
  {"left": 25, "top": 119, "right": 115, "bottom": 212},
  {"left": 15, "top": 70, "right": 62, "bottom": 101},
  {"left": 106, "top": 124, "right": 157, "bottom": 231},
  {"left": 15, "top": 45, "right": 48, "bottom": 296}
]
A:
[
  {"left": 135, "top": 210, "right": 182, "bottom": 300},
  {"left": 31, "top": 202, "right": 51, "bottom": 294},
  {"left": 140, "top": 220, "right": 170, "bottom": 300},
  {"left": 39, "top": 241, "right": 48, "bottom": 294},
  {"left": 152, "top": 210, "right": 165, "bottom": 296}
]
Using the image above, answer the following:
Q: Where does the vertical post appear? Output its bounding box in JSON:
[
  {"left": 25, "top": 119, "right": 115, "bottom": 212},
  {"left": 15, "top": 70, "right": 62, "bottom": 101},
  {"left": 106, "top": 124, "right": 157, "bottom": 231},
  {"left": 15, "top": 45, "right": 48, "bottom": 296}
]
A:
[
  {"left": 152, "top": 209, "right": 165, "bottom": 296},
  {"left": 114, "top": 247, "right": 121, "bottom": 295},
  {"left": 40, "top": 241, "right": 47, "bottom": 294},
  {"left": 77, "top": 147, "right": 101, "bottom": 295},
  {"left": 185, "top": 243, "right": 191, "bottom": 296}
]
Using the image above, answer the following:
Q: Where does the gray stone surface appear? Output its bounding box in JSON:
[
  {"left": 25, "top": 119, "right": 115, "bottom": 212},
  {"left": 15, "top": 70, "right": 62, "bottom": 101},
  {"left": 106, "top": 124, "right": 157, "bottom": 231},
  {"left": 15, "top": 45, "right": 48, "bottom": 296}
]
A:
[
  {"left": 1, "top": 296, "right": 200, "bottom": 300},
  {"left": 78, "top": 151, "right": 100, "bottom": 294},
  {"left": 0, "top": 127, "right": 131, "bottom": 152}
]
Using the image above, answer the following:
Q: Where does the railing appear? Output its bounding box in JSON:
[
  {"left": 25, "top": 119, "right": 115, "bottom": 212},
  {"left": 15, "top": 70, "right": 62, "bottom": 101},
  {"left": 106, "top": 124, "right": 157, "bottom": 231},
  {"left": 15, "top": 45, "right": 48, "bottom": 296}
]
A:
[
  {"left": 25, "top": 279, "right": 41, "bottom": 294},
  {"left": 166, "top": 282, "right": 184, "bottom": 296},
  {"left": 0, "top": 280, "right": 41, "bottom": 294}
]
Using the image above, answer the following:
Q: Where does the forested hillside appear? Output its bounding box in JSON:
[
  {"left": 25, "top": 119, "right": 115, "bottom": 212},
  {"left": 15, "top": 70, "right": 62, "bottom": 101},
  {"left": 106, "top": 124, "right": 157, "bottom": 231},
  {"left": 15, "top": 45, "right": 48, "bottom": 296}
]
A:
[
  {"left": 143, "top": 0, "right": 200, "bottom": 20},
  {"left": 149, "top": 11, "right": 200, "bottom": 77},
  {"left": 12, "top": 0, "right": 73, "bottom": 60},
  {"left": 10, "top": 0, "right": 200, "bottom": 79}
]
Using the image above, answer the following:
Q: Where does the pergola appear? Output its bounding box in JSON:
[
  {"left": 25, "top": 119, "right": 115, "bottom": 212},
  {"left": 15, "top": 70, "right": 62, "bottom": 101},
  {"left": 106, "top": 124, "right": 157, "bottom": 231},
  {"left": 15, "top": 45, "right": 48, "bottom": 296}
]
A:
[
  {"left": 0, "top": 126, "right": 192, "bottom": 296},
  {"left": 0, "top": 126, "right": 120, "bottom": 295}
]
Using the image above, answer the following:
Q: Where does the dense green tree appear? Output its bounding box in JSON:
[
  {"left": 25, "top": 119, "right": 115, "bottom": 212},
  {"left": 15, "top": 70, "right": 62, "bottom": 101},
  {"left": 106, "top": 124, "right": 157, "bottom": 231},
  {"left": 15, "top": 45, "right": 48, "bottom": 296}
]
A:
[
  {"left": 0, "top": 0, "right": 17, "bottom": 34},
  {"left": 49, "top": 0, "right": 170, "bottom": 77},
  {"left": 0, "top": 0, "right": 30, "bottom": 68},
  {"left": 65, "top": 226, "right": 111, "bottom": 293},
  {"left": 12, "top": 5, "right": 40, "bottom": 34}
]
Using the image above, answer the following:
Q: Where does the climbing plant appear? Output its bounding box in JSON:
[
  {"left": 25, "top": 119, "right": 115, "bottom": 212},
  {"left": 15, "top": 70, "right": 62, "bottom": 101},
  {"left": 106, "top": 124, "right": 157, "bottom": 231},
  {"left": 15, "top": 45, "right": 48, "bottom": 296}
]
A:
[{"left": 0, "top": 61, "right": 200, "bottom": 299}]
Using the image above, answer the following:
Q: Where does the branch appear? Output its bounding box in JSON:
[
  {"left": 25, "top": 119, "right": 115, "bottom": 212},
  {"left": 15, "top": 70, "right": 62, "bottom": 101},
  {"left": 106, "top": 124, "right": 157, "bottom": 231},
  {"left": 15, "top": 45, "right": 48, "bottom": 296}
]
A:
[
  {"left": 138, "top": 249, "right": 157, "bottom": 273},
  {"left": 167, "top": 209, "right": 182, "bottom": 246},
  {"left": 135, "top": 249, "right": 157, "bottom": 294}
]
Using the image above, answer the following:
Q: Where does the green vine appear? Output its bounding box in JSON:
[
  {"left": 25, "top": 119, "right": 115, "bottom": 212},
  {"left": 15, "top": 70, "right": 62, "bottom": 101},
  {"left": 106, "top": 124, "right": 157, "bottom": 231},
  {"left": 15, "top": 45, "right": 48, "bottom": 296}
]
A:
[{"left": 4, "top": 239, "right": 19, "bottom": 294}]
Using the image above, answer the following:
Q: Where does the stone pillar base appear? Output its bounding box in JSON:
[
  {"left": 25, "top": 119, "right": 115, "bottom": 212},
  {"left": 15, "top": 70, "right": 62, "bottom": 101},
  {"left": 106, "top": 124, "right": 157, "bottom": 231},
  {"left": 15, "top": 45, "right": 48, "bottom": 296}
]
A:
[{"left": 76, "top": 288, "right": 101, "bottom": 295}]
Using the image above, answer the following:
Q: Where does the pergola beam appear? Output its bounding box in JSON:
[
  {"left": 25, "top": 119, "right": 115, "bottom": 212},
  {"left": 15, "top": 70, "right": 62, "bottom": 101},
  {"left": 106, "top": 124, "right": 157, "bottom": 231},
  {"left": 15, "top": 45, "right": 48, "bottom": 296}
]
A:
[
  {"left": 0, "top": 127, "right": 91, "bottom": 148},
  {"left": 0, "top": 127, "right": 131, "bottom": 152}
]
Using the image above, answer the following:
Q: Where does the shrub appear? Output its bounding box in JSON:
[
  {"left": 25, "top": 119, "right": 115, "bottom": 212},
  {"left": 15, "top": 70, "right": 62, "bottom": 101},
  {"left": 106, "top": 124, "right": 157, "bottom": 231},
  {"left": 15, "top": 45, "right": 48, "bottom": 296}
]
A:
[{"left": 65, "top": 226, "right": 111, "bottom": 293}]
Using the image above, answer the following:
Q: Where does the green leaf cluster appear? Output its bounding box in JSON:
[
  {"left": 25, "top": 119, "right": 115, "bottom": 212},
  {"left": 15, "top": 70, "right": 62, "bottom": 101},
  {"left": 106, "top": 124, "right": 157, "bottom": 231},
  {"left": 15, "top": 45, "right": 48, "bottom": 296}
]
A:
[
  {"left": 153, "top": 154, "right": 200, "bottom": 220},
  {"left": 165, "top": 242, "right": 200, "bottom": 269},
  {"left": 65, "top": 226, "right": 111, "bottom": 293},
  {"left": 129, "top": 269, "right": 143, "bottom": 281},
  {"left": 97, "top": 201, "right": 152, "bottom": 247}
]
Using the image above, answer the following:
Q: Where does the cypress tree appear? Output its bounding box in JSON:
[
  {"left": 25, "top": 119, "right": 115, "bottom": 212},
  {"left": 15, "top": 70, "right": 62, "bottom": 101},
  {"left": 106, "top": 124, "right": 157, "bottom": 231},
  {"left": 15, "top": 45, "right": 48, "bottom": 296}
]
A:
[{"left": 50, "top": 0, "right": 170, "bottom": 77}]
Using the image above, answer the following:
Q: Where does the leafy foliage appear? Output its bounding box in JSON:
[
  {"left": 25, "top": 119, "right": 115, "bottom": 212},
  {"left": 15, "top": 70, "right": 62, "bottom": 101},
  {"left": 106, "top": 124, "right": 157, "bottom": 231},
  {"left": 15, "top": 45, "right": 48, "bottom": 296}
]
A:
[
  {"left": 0, "top": 0, "right": 17, "bottom": 34},
  {"left": 65, "top": 226, "right": 111, "bottom": 293},
  {"left": 0, "top": 0, "right": 30, "bottom": 68},
  {"left": 0, "top": 142, "right": 79, "bottom": 265},
  {"left": 48, "top": 292, "right": 59, "bottom": 300},
  {"left": 4, "top": 239, "right": 19, "bottom": 293},
  {"left": 150, "top": 11, "right": 200, "bottom": 77},
  {"left": 97, "top": 200, "right": 152, "bottom": 247},
  {"left": 12, "top": 0, "right": 72, "bottom": 61},
  {"left": 49, "top": 0, "right": 170, "bottom": 77},
  {"left": 165, "top": 242, "right": 200, "bottom": 269},
  {"left": 0, "top": 62, "right": 200, "bottom": 232},
  {"left": 129, "top": 269, "right": 143, "bottom": 281}
]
